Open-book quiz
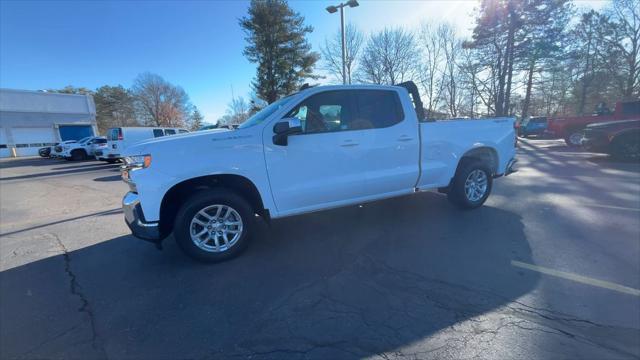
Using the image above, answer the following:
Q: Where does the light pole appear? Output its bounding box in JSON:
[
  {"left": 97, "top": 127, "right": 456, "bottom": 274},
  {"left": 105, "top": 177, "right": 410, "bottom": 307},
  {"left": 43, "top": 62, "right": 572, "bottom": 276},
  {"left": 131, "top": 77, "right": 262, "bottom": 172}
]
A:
[{"left": 326, "top": 0, "right": 359, "bottom": 85}]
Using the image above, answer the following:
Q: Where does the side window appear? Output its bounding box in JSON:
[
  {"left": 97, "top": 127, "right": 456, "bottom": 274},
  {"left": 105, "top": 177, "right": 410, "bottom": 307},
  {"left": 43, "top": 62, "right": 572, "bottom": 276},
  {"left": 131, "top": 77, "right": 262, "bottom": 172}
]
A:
[
  {"left": 164, "top": 129, "right": 176, "bottom": 135},
  {"left": 153, "top": 129, "right": 164, "bottom": 137},
  {"left": 353, "top": 90, "right": 404, "bottom": 129},
  {"left": 178, "top": 129, "right": 188, "bottom": 133},
  {"left": 285, "top": 91, "right": 353, "bottom": 134}
]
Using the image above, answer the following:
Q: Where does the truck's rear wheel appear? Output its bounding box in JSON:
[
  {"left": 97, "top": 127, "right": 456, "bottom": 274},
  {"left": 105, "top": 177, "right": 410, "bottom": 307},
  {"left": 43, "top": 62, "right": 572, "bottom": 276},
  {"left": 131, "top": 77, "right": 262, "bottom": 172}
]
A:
[
  {"left": 447, "top": 161, "right": 493, "bottom": 209},
  {"left": 564, "top": 129, "right": 584, "bottom": 147},
  {"left": 174, "top": 189, "right": 254, "bottom": 262}
]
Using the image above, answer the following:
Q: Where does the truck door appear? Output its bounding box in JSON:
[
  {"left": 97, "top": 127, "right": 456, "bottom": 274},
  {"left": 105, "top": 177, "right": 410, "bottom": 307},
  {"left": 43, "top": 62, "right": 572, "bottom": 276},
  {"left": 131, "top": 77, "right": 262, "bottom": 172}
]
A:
[
  {"left": 350, "top": 89, "right": 420, "bottom": 196},
  {"left": 264, "top": 90, "right": 372, "bottom": 215}
]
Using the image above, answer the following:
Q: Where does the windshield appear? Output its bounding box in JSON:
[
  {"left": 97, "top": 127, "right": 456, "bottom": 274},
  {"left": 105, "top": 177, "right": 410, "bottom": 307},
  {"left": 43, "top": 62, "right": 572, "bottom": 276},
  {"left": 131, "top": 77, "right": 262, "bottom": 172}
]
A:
[{"left": 237, "top": 96, "right": 294, "bottom": 129}]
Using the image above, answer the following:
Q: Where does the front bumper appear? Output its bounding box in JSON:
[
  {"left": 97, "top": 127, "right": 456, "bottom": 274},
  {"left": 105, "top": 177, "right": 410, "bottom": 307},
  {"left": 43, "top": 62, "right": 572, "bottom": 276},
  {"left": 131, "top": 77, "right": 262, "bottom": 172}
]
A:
[{"left": 123, "top": 192, "right": 161, "bottom": 243}]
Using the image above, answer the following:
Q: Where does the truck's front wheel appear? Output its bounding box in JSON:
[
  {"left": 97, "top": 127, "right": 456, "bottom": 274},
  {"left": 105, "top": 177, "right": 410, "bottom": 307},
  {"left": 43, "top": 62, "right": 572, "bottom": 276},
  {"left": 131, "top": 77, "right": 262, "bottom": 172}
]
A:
[
  {"left": 447, "top": 161, "right": 493, "bottom": 209},
  {"left": 174, "top": 189, "right": 254, "bottom": 262}
]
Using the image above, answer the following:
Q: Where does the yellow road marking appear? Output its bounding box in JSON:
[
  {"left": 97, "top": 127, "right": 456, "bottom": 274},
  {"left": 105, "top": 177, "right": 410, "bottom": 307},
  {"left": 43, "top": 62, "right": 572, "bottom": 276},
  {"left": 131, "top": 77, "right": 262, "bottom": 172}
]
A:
[{"left": 511, "top": 260, "right": 640, "bottom": 297}]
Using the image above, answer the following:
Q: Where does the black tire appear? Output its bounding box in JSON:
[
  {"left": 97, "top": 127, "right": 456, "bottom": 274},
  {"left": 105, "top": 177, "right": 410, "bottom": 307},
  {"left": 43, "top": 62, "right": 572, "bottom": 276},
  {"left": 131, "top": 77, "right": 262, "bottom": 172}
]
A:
[
  {"left": 173, "top": 188, "right": 254, "bottom": 263},
  {"left": 447, "top": 160, "right": 493, "bottom": 210},
  {"left": 564, "top": 129, "right": 584, "bottom": 147},
  {"left": 71, "top": 149, "right": 87, "bottom": 161},
  {"left": 610, "top": 134, "right": 640, "bottom": 161}
]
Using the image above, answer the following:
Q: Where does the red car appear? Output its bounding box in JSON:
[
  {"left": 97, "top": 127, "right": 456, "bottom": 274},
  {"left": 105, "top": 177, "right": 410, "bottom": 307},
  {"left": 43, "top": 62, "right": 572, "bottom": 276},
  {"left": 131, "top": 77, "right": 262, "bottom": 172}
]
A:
[{"left": 546, "top": 100, "right": 640, "bottom": 146}]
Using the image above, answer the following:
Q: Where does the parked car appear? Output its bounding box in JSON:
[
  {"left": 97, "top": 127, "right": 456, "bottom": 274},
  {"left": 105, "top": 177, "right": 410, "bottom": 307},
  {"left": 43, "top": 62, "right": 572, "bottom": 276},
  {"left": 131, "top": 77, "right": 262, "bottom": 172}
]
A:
[
  {"left": 50, "top": 140, "right": 78, "bottom": 158},
  {"left": 38, "top": 146, "right": 51, "bottom": 157},
  {"left": 582, "top": 119, "right": 640, "bottom": 160},
  {"left": 120, "top": 82, "right": 517, "bottom": 262},
  {"left": 98, "top": 127, "right": 189, "bottom": 163},
  {"left": 547, "top": 100, "right": 640, "bottom": 146},
  {"left": 61, "top": 136, "right": 106, "bottom": 161},
  {"left": 517, "top": 116, "right": 547, "bottom": 138}
]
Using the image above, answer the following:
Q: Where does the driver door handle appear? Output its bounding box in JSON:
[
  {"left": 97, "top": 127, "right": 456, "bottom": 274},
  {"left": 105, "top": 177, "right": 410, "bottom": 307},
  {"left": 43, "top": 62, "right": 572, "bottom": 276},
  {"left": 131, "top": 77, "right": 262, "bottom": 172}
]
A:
[
  {"left": 340, "top": 140, "right": 359, "bottom": 147},
  {"left": 397, "top": 135, "right": 413, "bottom": 142}
]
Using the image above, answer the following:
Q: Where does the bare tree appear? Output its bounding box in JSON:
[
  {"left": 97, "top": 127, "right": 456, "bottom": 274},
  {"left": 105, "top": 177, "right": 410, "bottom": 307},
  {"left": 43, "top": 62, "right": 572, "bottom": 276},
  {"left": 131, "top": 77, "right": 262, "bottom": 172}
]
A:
[
  {"left": 440, "top": 24, "right": 465, "bottom": 117},
  {"left": 357, "top": 27, "right": 420, "bottom": 85},
  {"left": 321, "top": 24, "right": 364, "bottom": 84},
  {"left": 132, "top": 72, "right": 190, "bottom": 127},
  {"left": 608, "top": 0, "right": 640, "bottom": 99},
  {"left": 220, "top": 95, "right": 251, "bottom": 126},
  {"left": 417, "top": 23, "right": 446, "bottom": 118}
]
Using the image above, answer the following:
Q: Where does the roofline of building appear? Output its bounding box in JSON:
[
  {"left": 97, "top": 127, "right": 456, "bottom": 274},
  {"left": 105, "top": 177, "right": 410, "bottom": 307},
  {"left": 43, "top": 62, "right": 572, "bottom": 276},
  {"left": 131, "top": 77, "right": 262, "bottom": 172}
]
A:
[{"left": 0, "top": 88, "right": 93, "bottom": 98}]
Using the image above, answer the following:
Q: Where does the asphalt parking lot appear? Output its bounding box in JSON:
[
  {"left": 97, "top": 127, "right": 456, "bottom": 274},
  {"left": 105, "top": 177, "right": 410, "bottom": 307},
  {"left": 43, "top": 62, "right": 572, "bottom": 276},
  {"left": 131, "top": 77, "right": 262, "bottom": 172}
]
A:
[{"left": 1, "top": 138, "right": 639, "bottom": 360}]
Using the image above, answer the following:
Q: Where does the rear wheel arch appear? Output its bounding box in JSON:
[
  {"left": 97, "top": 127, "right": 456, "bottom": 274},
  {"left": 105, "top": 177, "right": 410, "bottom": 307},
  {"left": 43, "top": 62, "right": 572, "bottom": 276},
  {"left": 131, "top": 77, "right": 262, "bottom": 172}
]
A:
[
  {"left": 458, "top": 147, "right": 499, "bottom": 175},
  {"left": 159, "top": 174, "right": 266, "bottom": 237}
]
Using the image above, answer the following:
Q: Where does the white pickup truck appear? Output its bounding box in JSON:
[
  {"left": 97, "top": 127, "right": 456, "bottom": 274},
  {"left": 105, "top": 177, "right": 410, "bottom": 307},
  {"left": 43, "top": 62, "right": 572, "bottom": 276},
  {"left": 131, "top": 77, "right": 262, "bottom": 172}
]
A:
[{"left": 121, "top": 82, "right": 517, "bottom": 262}]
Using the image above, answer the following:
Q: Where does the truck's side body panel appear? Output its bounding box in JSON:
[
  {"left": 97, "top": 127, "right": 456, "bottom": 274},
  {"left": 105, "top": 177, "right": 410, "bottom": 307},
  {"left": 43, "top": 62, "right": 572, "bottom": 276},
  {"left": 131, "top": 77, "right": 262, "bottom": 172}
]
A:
[{"left": 417, "top": 118, "right": 516, "bottom": 189}]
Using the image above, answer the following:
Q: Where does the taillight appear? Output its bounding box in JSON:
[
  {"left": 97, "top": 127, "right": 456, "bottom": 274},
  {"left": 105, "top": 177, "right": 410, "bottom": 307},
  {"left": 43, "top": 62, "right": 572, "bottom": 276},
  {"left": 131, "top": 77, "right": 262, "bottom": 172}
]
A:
[{"left": 118, "top": 129, "right": 123, "bottom": 140}]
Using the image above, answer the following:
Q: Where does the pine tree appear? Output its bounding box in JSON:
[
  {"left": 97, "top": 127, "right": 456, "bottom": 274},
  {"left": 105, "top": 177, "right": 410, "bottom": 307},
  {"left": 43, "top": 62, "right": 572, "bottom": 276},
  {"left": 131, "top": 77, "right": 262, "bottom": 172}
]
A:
[
  {"left": 239, "top": 0, "right": 319, "bottom": 103},
  {"left": 189, "top": 108, "right": 204, "bottom": 131}
]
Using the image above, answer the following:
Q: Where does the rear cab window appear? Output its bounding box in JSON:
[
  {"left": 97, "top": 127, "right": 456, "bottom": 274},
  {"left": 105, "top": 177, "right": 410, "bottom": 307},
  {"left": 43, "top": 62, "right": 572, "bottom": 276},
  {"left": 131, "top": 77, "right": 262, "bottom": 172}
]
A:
[
  {"left": 153, "top": 129, "right": 164, "bottom": 137},
  {"left": 164, "top": 129, "right": 176, "bottom": 135}
]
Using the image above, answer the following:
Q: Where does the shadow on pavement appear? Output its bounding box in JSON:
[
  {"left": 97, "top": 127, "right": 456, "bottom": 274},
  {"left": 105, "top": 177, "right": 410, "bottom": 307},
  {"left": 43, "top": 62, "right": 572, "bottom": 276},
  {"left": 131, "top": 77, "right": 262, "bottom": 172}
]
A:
[
  {"left": 0, "top": 208, "right": 122, "bottom": 237},
  {"left": 0, "top": 157, "right": 64, "bottom": 169},
  {"left": 93, "top": 175, "right": 122, "bottom": 182},
  {"left": 0, "top": 164, "right": 120, "bottom": 182},
  {"left": 0, "top": 192, "right": 542, "bottom": 359}
]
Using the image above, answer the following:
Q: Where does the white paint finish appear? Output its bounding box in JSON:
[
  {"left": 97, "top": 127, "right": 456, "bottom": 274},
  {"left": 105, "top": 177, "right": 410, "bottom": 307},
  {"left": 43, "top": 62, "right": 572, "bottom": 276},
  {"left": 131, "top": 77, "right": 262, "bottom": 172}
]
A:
[
  {"left": 105, "top": 127, "right": 189, "bottom": 159},
  {"left": 11, "top": 127, "right": 55, "bottom": 157},
  {"left": 122, "top": 84, "right": 516, "bottom": 223},
  {"left": 60, "top": 136, "right": 106, "bottom": 158},
  {"left": 418, "top": 118, "right": 516, "bottom": 189}
]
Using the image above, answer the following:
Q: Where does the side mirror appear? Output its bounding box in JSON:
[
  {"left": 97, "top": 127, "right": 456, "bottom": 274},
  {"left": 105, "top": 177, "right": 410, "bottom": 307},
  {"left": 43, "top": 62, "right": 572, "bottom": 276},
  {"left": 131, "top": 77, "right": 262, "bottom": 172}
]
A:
[{"left": 273, "top": 118, "right": 302, "bottom": 146}]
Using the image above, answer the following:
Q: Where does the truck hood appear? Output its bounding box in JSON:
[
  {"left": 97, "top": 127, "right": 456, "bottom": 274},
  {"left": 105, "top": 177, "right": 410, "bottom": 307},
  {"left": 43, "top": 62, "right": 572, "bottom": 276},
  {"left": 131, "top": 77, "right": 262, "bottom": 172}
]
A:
[{"left": 122, "top": 128, "right": 237, "bottom": 157}]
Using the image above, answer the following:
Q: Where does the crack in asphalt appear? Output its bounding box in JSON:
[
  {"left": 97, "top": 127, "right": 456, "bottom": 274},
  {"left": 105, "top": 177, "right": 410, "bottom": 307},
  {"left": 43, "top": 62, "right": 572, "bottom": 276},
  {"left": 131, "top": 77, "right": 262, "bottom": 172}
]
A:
[
  {"left": 52, "top": 233, "right": 108, "bottom": 359},
  {"left": 226, "top": 254, "right": 639, "bottom": 360}
]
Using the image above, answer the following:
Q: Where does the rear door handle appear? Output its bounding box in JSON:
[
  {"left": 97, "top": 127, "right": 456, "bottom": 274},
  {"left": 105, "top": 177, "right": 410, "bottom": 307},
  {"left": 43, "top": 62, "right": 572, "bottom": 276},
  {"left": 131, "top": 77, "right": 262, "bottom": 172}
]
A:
[{"left": 397, "top": 135, "right": 413, "bottom": 142}]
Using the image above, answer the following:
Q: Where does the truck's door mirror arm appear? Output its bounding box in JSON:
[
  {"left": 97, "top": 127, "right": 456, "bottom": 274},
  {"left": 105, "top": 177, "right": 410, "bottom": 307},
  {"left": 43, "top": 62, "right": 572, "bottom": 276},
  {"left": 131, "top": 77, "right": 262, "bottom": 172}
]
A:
[{"left": 273, "top": 118, "right": 302, "bottom": 146}]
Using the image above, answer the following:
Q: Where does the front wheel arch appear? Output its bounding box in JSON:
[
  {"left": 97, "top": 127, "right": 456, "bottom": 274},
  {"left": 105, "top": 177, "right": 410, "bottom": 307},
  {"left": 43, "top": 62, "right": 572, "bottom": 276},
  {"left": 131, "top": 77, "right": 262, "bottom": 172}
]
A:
[{"left": 158, "top": 174, "right": 266, "bottom": 238}]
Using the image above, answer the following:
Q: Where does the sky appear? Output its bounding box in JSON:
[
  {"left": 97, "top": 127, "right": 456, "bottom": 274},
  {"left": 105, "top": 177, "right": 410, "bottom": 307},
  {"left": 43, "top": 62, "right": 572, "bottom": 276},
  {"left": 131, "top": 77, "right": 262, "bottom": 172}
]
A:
[{"left": 0, "top": 0, "right": 608, "bottom": 123}]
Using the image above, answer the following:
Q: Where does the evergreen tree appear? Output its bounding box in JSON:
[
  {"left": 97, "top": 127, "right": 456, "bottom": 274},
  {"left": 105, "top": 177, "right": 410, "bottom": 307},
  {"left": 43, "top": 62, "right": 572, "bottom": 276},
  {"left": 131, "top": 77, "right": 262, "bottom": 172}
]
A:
[
  {"left": 189, "top": 108, "right": 204, "bottom": 131},
  {"left": 239, "top": 0, "right": 319, "bottom": 103},
  {"left": 94, "top": 85, "right": 137, "bottom": 134}
]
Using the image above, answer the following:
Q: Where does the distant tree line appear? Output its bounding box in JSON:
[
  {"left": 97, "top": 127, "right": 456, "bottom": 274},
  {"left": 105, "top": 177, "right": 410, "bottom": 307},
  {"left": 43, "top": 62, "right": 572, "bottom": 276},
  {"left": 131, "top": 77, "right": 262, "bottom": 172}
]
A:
[
  {"left": 236, "top": 0, "right": 639, "bottom": 122},
  {"left": 48, "top": 73, "right": 204, "bottom": 134}
]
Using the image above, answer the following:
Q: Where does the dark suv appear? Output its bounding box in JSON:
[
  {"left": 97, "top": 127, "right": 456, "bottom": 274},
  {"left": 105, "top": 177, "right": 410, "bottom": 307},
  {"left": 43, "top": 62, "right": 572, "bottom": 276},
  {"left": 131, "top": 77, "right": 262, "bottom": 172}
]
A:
[{"left": 582, "top": 119, "right": 639, "bottom": 160}]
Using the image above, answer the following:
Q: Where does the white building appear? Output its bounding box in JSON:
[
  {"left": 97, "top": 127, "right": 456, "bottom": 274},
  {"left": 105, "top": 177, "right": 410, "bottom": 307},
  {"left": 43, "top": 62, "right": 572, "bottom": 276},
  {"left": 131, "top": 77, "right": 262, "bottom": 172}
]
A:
[{"left": 0, "top": 89, "right": 97, "bottom": 157}]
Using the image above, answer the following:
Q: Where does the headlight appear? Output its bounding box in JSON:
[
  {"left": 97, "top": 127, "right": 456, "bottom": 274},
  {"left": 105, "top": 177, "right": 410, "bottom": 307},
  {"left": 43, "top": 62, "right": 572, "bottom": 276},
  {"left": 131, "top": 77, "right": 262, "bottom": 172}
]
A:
[{"left": 123, "top": 154, "right": 152, "bottom": 169}]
